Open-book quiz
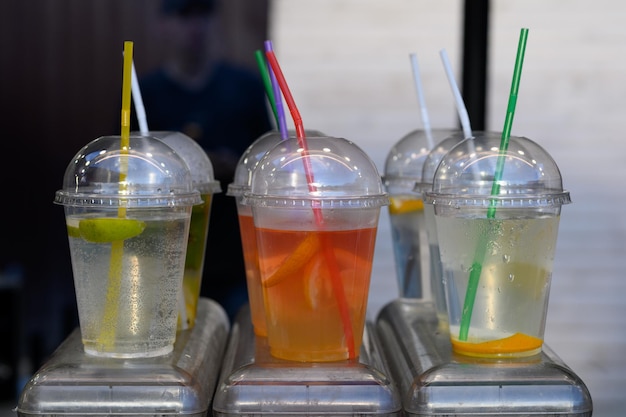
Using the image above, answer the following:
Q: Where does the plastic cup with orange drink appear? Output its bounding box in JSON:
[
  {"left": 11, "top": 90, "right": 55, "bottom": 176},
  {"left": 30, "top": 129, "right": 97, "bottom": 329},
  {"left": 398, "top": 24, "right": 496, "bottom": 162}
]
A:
[
  {"left": 242, "top": 135, "right": 388, "bottom": 362},
  {"left": 227, "top": 129, "right": 323, "bottom": 337}
]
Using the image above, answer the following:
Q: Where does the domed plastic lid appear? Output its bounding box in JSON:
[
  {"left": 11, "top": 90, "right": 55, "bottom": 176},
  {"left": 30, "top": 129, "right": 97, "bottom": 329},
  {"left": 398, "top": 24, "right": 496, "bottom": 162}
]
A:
[
  {"left": 54, "top": 135, "right": 202, "bottom": 207},
  {"left": 424, "top": 132, "right": 571, "bottom": 208},
  {"left": 414, "top": 130, "right": 471, "bottom": 194},
  {"left": 420, "top": 131, "right": 468, "bottom": 184},
  {"left": 383, "top": 129, "right": 458, "bottom": 195},
  {"left": 243, "top": 136, "right": 388, "bottom": 209},
  {"left": 226, "top": 129, "right": 324, "bottom": 197},
  {"left": 145, "top": 131, "right": 221, "bottom": 194}
]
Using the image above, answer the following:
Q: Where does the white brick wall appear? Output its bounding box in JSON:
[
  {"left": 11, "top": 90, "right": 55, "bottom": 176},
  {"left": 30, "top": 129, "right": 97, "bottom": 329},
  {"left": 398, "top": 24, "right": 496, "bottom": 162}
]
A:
[{"left": 271, "top": 1, "right": 625, "bottom": 415}]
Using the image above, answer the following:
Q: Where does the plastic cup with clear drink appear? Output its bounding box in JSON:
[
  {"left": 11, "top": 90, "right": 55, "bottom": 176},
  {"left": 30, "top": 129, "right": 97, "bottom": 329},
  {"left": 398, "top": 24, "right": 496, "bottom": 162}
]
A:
[
  {"left": 227, "top": 129, "right": 323, "bottom": 338},
  {"left": 383, "top": 128, "right": 457, "bottom": 299},
  {"left": 424, "top": 132, "right": 571, "bottom": 358},
  {"left": 243, "top": 135, "right": 388, "bottom": 362},
  {"left": 413, "top": 130, "right": 471, "bottom": 327},
  {"left": 54, "top": 134, "right": 202, "bottom": 358},
  {"left": 144, "top": 131, "right": 222, "bottom": 331}
]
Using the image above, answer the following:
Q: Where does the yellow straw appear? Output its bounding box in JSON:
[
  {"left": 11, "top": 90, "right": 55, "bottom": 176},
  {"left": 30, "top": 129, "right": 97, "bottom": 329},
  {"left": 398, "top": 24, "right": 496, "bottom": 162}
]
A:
[
  {"left": 98, "top": 41, "right": 134, "bottom": 350},
  {"left": 119, "top": 41, "right": 133, "bottom": 206}
]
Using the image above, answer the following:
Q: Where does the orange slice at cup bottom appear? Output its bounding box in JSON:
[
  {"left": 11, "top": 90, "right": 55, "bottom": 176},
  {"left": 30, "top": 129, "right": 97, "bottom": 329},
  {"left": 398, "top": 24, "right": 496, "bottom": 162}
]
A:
[
  {"left": 389, "top": 197, "right": 424, "bottom": 215},
  {"left": 451, "top": 332, "right": 543, "bottom": 357}
]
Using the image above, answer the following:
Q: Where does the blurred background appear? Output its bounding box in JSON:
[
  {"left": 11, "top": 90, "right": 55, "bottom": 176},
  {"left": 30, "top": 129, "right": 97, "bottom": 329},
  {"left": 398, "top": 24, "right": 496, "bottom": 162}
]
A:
[{"left": 1, "top": 1, "right": 623, "bottom": 416}]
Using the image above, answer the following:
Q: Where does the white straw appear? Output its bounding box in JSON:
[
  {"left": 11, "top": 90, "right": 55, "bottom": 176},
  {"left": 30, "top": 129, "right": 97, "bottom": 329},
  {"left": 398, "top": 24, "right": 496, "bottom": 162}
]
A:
[
  {"left": 439, "top": 49, "right": 472, "bottom": 139},
  {"left": 131, "top": 61, "right": 149, "bottom": 134},
  {"left": 409, "top": 53, "right": 434, "bottom": 149}
]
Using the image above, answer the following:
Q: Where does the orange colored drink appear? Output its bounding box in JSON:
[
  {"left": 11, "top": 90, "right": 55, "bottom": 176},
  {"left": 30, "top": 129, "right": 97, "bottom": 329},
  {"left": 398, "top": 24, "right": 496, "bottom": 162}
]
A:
[
  {"left": 257, "top": 227, "right": 376, "bottom": 362},
  {"left": 238, "top": 213, "right": 267, "bottom": 336}
]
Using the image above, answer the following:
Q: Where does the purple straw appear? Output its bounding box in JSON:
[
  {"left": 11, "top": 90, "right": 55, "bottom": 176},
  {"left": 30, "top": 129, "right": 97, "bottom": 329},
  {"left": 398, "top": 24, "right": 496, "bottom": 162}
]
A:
[{"left": 264, "top": 40, "right": 289, "bottom": 140}]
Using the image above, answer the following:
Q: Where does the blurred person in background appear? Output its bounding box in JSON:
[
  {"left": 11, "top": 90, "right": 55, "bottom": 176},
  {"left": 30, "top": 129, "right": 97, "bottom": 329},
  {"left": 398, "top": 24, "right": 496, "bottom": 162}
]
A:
[{"left": 135, "top": 0, "right": 272, "bottom": 321}]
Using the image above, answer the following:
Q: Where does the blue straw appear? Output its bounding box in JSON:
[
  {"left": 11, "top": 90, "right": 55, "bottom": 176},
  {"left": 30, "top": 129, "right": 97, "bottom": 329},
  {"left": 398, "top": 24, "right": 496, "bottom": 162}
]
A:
[{"left": 264, "top": 40, "right": 289, "bottom": 140}]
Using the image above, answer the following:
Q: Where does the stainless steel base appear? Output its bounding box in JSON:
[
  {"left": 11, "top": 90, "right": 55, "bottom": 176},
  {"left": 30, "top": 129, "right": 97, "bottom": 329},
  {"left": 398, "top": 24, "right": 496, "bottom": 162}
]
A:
[
  {"left": 17, "top": 297, "right": 230, "bottom": 417},
  {"left": 376, "top": 298, "right": 593, "bottom": 417},
  {"left": 212, "top": 305, "right": 402, "bottom": 417}
]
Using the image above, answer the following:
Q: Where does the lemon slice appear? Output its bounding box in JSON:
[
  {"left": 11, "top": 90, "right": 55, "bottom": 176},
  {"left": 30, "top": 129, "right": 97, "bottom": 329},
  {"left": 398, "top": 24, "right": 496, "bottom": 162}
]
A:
[
  {"left": 78, "top": 217, "right": 146, "bottom": 243},
  {"left": 67, "top": 218, "right": 81, "bottom": 238},
  {"left": 389, "top": 197, "right": 424, "bottom": 215}
]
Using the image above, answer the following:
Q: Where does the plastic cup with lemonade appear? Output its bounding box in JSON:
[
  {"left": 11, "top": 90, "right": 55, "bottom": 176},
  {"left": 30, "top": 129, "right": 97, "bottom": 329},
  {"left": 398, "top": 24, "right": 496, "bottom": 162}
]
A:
[
  {"left": 145, "top": 131, "right": 221, "bottom": 330},
  {"left": 424, "top": 132, "right": 571, "bottom": 358},
  {"left": 55, "top": 134, "right": 201, "bottom": 358},
  {"left": 383, "top": 128, "right": 457, "bottom": 299}
]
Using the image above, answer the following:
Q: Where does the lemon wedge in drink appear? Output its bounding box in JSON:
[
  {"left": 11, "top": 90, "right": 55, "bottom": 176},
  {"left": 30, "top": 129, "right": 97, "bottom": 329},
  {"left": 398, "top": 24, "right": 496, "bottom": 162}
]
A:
[
  {"left": 77, "top": 217, "right": 146, "bottom": 243},
  {"left": 67, "top": 220, "right": 82, "bottom": 238},
  {"left": 389, "top": 197, "right": 424, "bottom": 215}
]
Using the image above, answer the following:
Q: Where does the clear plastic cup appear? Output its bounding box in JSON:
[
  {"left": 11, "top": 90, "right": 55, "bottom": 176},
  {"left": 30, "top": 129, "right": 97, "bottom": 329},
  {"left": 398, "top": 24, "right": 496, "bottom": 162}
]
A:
[
  {"left": 54, "top": 135, "right": 202, "bottom": 358},
  {"left": 227, "top": 129, "right": 323, "bottom": 338},
  {"left": 383, "top": 128, "right": 458, "bottom": 299},
  {"left": 243, "top": 135, "right": 388, "bottom": 362},
  {"left": 424, "top": 132, "right": 571, "bottom": 358},
  {"left": 145, "top": 131, "right": 222, "bottom": 330},
  {"left": 414, "top": 130, "right": 473, "bottom": 328}
]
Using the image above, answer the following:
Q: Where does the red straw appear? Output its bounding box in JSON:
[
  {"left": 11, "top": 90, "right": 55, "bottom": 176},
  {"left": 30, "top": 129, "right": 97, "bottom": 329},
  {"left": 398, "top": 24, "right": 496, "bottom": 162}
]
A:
[
  {"left": 264, "top": 51, "right": 314, "bottom": 190},
  {"left": 265, "top": 49, "right": 356, "bottom": 359}
]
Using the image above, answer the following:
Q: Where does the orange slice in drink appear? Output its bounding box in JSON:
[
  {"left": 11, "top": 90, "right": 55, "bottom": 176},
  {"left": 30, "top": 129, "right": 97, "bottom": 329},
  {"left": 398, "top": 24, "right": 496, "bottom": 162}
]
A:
[
  {"left": 262, "top": 233, "right": 320, "bottom": 288},
  {"left": 302, "top": 255, "right": 334, "bottom": 310},
  {"left": 389, "top": 197, "right": 424, "bottom": 215},
  {"left": 451, "top": 332, "right": 543, "bottom": 356},
  {"left": 302, "top": 248, "right": 367, "bottom": 310}
]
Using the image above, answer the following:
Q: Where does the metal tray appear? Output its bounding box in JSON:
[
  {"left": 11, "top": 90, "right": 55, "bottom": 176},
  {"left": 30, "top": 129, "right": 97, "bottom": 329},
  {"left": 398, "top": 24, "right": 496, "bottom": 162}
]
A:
[
  {"left": 17, "top": 297, "right": 230, "bottom": 417},
  {"left": 212, "top": 305, "right": 402, "bottom": 417},
  {"left": 375, "top": 298, "right": 593, "bottom": 417}
]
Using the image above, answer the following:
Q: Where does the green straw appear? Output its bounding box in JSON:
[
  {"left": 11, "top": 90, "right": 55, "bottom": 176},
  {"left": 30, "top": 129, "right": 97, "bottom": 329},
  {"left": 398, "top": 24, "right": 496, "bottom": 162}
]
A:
[
  {"left": 255, "top": 49, "right": 279, "bottom": 127},
  {"left": 458, "top": 27, "right": 529, "bottom": 341}
]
